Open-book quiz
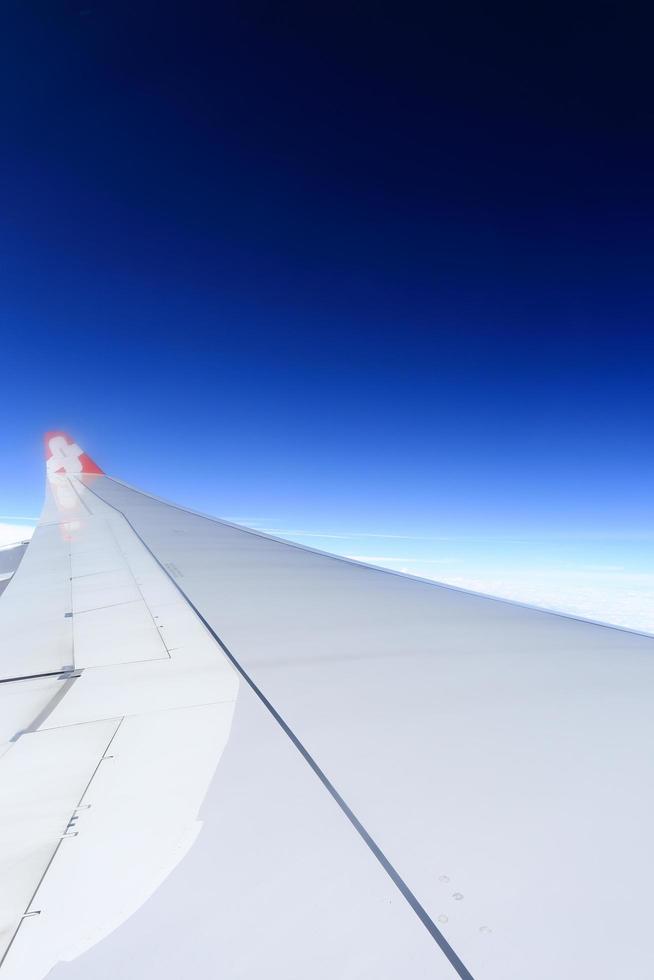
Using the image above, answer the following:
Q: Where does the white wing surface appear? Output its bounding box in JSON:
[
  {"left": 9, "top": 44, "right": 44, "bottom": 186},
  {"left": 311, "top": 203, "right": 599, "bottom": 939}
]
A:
[{"left": 1, "top": 431, "right": 653, "bottom": 980}]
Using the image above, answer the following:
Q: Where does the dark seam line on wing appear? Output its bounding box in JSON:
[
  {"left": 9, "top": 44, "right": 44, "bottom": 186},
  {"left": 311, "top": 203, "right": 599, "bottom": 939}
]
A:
[
  {"left": 82, "top": 479, "right": 476, "bottom": 980},
  {"left": 0, "top": 670, "right": 76, "bottom": 684}
]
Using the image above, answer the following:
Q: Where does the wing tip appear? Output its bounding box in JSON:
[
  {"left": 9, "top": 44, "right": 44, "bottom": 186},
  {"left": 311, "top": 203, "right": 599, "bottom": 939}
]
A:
[{"left": 44, "top": 431, "right": 104, "bottom": 476}]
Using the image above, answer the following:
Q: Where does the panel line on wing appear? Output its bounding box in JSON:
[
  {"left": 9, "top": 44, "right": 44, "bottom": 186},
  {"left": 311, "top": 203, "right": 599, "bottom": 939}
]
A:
[
  {"left": 0, "top": 717, "right": 124, "bottom": 970},
  {"left": 80, "top": 477, "right": 477, "bottom": 980}
]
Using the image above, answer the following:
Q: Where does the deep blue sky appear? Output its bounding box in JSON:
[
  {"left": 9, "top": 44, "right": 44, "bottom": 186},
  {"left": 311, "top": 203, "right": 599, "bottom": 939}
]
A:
[{"left": 2, "top": 2, "right": 653, "bottom": 615}]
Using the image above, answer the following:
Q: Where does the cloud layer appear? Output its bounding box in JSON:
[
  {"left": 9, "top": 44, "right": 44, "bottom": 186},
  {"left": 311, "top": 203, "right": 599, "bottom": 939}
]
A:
[{"left": 0, "top": 523, "right": 35, "bottom": 548}]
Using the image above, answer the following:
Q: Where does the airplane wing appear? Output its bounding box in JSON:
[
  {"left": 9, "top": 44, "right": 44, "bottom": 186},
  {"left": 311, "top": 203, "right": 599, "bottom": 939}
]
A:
[{"left": 1, "top": 431, "right": 653, "bottom": 980}]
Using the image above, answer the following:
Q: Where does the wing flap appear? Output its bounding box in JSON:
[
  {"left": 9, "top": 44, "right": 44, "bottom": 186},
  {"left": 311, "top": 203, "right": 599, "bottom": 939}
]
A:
[{"left": 0, "top": 718, "right": 120, "bottom": 964}]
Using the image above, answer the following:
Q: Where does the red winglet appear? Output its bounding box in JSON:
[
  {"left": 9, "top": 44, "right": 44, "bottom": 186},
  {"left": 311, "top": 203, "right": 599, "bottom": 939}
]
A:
[{"left": 44, "top": 431, "right": 104, "bottom": 476}]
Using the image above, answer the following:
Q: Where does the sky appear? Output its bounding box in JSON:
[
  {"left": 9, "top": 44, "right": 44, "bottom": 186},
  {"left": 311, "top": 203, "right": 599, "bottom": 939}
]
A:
[{"left": 1, "top": 2, "right": 653, "bottom": 630}]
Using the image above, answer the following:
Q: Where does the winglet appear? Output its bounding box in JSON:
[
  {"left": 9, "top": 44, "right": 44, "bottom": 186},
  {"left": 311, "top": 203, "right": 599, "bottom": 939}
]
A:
[{"left": 44, "top": 431, "right": 104, "bottom": 476}]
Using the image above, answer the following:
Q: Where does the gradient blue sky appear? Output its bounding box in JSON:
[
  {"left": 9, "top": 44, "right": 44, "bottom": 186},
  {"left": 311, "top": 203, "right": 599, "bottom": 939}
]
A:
[{"left": 2, "top": 3, "right": 653, "bottom": 628}]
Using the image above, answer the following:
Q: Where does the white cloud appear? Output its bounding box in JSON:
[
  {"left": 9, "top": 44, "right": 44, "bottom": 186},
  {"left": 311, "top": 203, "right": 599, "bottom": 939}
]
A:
[
  {"left": 431, "top": 569, "right": 654, "bottom": 636},
  {"left": 0, "top": 523, "right": 35, "bottom": 548}
]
